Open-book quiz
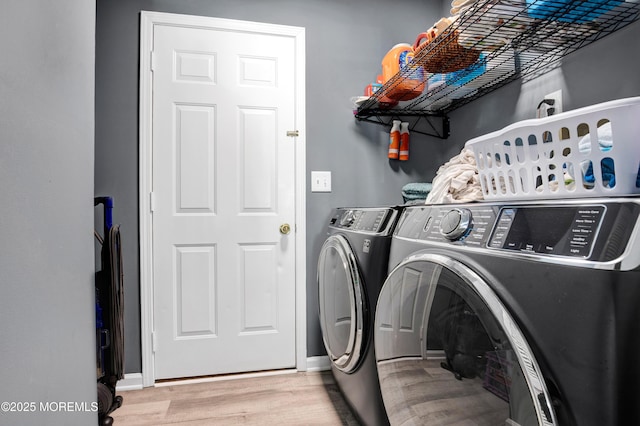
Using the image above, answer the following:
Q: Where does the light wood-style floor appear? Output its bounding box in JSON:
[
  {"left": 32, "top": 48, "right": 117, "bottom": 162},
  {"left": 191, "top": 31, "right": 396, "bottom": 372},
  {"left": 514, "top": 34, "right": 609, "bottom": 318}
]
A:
[
  {"left": 378, "top": 358, "right": 508, "bottom": 426},
  {"left": 110, "top": 371, "right": 360, "bottom": 425}
]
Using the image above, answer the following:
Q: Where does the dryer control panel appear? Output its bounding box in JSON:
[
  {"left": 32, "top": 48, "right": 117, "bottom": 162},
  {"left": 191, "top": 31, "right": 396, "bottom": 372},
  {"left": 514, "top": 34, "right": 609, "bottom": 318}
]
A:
[
  {"left": 395, "top": 201, "right": 640, "bottom": 261},
  {"left": 329, "top": 207, "right": 398, "bottom": 234}
]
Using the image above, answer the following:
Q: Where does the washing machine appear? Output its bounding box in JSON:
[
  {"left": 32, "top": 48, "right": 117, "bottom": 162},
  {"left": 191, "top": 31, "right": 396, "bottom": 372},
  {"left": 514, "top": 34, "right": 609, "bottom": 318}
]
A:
[
  {"left": 374, "top": 198, "right": 640, "bottom": 426},
  {"left": 318, "top": 206, "right": 404, "bottom": 426}
]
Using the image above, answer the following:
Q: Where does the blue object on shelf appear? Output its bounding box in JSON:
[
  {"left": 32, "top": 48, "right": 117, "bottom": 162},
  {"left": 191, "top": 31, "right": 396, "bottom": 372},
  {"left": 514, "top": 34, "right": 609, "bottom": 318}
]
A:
[
  {"left": 427, "top": 54, "right": 486, "bottom": 88},
  {"left": 446, "top": 53, "right": 487, "bottom": 87},
  {"left": 526, "top": 0, "right": 624, "bottom": 23}
]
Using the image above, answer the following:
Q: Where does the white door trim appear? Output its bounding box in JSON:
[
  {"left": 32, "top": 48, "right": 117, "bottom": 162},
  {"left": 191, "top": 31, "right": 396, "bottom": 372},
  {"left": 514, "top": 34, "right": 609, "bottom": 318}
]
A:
[{"left": 139, "top": 11, "right": 306, "bottom": 387}]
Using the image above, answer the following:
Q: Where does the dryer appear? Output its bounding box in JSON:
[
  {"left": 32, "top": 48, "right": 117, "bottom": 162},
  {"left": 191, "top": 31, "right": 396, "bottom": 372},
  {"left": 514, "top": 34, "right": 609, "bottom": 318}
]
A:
[
  {"left": 374, "top": 198, "right": 640, "bottom": 426},
  {"left": 318, "top": 206, "right": 402, "bottom": 426}
]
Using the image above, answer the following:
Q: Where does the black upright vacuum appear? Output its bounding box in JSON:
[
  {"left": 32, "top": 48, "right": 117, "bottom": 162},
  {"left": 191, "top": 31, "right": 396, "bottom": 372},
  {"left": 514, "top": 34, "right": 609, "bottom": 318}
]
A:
[{"left": 94, "top": 196, "right": 124, "bottom": 425}]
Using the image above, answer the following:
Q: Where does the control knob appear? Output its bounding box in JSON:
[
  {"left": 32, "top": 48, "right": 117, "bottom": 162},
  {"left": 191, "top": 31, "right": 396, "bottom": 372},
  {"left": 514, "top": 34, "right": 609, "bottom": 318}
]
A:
[
  {"left": 340, "top": 210, "right": 357, "bottom": 227},
  {"left": 440, "top": 208, "right": 472, "bottom": 241}
]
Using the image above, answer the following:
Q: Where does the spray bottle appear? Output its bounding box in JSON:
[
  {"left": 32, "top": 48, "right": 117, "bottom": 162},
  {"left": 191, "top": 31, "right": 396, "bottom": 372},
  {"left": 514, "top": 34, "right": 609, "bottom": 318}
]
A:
[
  {"left": 399, "top": 122, "right": 410, "bottom": 161},
  {"left": 388, "top": 120, "right": 401, "bottom": 160}
]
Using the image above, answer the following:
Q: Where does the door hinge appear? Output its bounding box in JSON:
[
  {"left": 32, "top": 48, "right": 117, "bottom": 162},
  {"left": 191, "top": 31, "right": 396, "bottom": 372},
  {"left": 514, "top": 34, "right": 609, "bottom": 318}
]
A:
[
  {"left": 149, "top": 192, "right": 156, "bottom": 213},
  {"left": 150, "top": 51, "right": 157, "bottom": 72},
  {"left": 152, "top": 331, "right": 157, "bottom": 353},
  {"left": 286, "top": 130, "right": 299, "bottom": 137}
]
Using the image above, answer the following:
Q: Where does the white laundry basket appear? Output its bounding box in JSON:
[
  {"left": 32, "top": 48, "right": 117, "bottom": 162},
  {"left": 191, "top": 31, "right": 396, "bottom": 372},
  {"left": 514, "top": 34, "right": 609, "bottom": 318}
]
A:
[{"left": 465, "top": 97, "right": 640, "bottom": 201}]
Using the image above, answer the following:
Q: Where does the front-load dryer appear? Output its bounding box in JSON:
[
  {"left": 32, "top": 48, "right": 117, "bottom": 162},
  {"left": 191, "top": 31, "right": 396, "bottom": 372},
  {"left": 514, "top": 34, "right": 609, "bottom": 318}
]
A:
[
  {"left": 318, "top": 206, "right": 402, "bottom": 426},
  {"left": 375, "top": 198, "right": 640, "bottom": 426}
]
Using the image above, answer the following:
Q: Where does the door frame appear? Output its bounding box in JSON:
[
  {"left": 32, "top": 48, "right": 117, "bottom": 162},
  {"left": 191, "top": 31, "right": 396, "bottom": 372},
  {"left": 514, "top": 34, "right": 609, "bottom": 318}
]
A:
[{"left": 138, "top": 11, "right": 306, "bottom": 387}]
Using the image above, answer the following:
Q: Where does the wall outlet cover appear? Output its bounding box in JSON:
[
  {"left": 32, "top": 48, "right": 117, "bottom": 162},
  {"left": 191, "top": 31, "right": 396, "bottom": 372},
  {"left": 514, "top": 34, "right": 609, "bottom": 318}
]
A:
[{"left": 542, "top": 90, "right": 563, "bottom": 116}]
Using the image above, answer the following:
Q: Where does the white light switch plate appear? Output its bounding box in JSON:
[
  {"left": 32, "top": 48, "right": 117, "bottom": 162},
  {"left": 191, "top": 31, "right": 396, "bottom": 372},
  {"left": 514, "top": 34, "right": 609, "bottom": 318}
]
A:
[{"left": 311, "top": 171, "right": 331, "bottom": 192}]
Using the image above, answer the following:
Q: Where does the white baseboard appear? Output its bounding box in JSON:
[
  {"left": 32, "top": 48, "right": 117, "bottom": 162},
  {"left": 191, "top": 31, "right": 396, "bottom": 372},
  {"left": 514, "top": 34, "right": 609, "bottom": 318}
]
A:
[
  {"left": 306, "top": 356, "right": 331, "bottom": 372},
  {"left": 155, "top": 369, "right": 298, "bottom": 387},
  {"left": 116, "top": 373, "right": 143, "bottom": 391},
  {"left": 120, "top": 357, "right": 330, "bottom": 390}
]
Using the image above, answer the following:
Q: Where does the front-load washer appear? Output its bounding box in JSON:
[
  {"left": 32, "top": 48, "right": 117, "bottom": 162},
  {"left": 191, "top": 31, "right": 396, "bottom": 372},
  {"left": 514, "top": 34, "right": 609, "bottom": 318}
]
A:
[
  {"left": 318, "top": 206, "right": 403, "bottom": 426},
  {"left": 374, "top": 198, "right": 640, "bottom": 426}
]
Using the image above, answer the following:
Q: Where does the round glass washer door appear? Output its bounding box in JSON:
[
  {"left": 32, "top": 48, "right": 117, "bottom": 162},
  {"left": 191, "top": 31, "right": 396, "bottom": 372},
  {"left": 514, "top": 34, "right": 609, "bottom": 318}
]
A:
[
  {"left": 317, "top": 234, "right": 366, "bottom": 373},
  {"left": 375, "top": 252, "right": 557, "bottom": 426}
]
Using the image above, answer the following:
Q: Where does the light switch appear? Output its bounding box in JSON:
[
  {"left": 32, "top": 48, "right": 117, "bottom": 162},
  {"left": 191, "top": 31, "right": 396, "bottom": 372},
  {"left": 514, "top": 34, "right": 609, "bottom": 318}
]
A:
[{"left": 311, "top": 171, "right": 331, "bottom": 192}]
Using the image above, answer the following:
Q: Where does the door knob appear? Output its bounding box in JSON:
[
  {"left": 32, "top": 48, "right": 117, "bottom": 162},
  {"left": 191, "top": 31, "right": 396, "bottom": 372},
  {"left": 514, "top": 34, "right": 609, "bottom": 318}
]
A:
[{"left": 279, "top": 223, "right": 291, "bottom": 235}]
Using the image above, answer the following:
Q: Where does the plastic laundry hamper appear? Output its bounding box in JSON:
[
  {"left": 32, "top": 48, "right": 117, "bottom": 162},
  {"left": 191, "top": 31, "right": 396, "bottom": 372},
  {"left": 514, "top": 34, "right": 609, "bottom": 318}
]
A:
[{"left": 465, "top": 97, "right": 640, "bottom": 201}]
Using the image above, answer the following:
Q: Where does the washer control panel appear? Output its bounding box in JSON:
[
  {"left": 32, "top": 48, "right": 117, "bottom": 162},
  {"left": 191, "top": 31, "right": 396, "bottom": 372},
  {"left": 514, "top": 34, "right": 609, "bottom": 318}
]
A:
[
  {"left": 397, "top": 205, "right": 496, "bottom": 248},
  {"left": 395, "top": 201, "right": 639, "bottom": 261},
  {"left": 488, "top": 205, "right": 605, "bottom": 257}
]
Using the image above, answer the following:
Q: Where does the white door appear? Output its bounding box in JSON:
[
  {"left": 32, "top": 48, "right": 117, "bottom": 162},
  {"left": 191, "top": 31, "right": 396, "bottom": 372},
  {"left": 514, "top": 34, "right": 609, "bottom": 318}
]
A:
[{"left": 150, "top": 18, "right": 301, "bottom": 380}]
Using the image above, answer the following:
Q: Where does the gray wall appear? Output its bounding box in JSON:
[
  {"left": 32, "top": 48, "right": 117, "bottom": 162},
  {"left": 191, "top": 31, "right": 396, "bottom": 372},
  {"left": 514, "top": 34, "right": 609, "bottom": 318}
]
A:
[
  {"left": 95, "top": 0, "right": 444, "bottom": 373},
  {"left": 96, "top": 0, "right": 640, "bottom": 376},
  {"left": 0, "top": 1, "right": 97, "bottom": 425}
]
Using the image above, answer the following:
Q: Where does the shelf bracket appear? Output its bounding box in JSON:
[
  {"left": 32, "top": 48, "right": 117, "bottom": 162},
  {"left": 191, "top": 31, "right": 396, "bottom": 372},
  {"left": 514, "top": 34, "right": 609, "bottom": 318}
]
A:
[{"left": 355, "top": 113, "right": 450, "bottom": 139}]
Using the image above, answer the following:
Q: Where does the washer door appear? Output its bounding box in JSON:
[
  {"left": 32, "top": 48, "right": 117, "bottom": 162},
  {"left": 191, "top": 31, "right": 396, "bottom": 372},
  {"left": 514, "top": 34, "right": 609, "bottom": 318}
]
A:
[
  {"left": 317, "top": 235, "right": 366, "bottom": 373},
  {"left": 375, "top": 253, "right": 557, "bottom": 426}
]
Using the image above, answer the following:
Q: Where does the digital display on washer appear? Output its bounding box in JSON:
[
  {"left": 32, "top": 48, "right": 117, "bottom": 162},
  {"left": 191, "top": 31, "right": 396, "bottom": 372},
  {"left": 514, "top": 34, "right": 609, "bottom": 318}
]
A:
[{"left": 489, "top": 205, "right": 605, "bottom": 257}]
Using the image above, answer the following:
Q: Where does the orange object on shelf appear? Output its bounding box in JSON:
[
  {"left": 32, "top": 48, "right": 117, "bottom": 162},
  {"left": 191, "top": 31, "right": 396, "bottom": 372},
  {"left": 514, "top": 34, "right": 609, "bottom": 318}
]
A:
[
  {"left": 364, "top": 83, "right": 382, "bottom": 97},
  {"left": 381, "top": 44, "right": 425, "bottom": 101},
  {"left": 375, "top": 75, "right": 399, "bottom": 108}
]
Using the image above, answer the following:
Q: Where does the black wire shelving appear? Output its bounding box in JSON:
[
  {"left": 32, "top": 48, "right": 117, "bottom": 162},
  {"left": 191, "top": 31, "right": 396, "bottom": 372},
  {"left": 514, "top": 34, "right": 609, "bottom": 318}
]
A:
[{"left": 354, "top": 0, "right": 640, "bottom": 139}]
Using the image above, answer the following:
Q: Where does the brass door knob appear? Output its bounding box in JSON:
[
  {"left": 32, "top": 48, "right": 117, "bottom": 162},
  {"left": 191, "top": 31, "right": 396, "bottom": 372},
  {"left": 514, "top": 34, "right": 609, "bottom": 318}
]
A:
[{"left": 279, "top": 223, "right": 291, "bottom": 235}]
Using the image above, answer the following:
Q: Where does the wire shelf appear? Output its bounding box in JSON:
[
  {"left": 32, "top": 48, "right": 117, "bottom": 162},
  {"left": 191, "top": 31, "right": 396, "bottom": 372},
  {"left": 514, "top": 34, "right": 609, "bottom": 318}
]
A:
[{"left": 355, "top": 0, "right": 640, "bottom": 134}]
